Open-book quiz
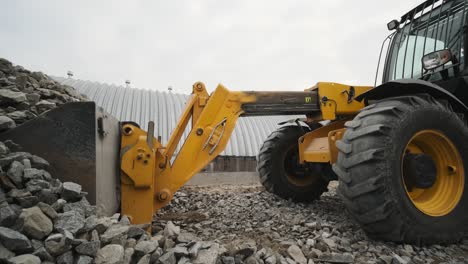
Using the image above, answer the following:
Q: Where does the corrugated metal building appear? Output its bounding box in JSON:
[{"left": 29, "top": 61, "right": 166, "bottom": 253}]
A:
[{"left": 53, "top": 77, "right": 300, "bottom": 171}]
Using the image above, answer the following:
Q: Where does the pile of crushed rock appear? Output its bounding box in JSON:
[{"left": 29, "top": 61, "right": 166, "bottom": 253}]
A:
[
  {"left": 0, "top": 58, "right": 87, "bottom": 132},
  {"left": 0, "top": 140, "right": 223, "bottom": 264}
]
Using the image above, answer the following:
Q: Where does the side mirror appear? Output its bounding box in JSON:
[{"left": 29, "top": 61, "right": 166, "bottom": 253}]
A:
[
  {"left": 422, "top": 49, "right": 452, "bottom": 71},
  {"left": 387, "top": 19, "right": 400, "bottom": 31}
]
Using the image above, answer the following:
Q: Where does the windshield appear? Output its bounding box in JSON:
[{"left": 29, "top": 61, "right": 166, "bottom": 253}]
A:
[{"left": 384, "top": 0, "right": 466, "bottom": 82}]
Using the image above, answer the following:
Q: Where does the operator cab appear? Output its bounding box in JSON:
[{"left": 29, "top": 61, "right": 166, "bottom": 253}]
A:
[{"left": 381, "top": 0, "right": 468, "bottom": 100}]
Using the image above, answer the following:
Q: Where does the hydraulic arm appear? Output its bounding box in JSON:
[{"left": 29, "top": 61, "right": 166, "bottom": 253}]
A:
[{"left": 119, "top": 82, "right": 371, "bottom": 226}]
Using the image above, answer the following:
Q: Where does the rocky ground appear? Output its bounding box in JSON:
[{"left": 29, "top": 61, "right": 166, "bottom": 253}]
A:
[{"left": 156, "top": 184, "right": 468, "bottom": 264}]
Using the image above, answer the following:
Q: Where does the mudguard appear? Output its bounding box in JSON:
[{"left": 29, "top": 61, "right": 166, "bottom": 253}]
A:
[{"left": 356, "top": 79, "right": 468, "bottom": 113}]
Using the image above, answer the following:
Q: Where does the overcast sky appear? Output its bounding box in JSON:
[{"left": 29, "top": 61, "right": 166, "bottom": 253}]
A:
[{"left": 2, "top": 0, "right": 421, "bottom": 93}]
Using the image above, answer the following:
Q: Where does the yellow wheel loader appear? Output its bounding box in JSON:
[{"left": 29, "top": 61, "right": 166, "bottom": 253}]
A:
[{"left": 2, "top": 0, "right": 468, "bottom": 245}]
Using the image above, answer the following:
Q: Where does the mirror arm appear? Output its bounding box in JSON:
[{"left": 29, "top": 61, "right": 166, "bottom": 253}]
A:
[{"left": 420, "top": 62, "right": 462, "bottom": 81}]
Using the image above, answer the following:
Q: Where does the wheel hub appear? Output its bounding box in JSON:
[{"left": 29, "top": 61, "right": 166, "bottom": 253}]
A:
[{"left": 403, "top": 153, "right": 437, "bottom": 189}]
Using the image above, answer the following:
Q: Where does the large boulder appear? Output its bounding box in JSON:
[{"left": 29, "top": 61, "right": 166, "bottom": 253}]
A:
[
  {"left": 95, "top": 244, "right": 125, "bottom": 264},
  {"left": 44, "top": 232, "right": 72, "bottom": 256},
  {"left": 0, "top": 202, "right": 20, "bottom": 227},
  {"left": 54, "top": 210, "right": 85, "bottom": 235},
  {"left": 0, "top": 90, "right": 27, "bottom": 104},
  {"left": 30, "top": 155, "right": 49, "bottom": 170},
  {"left": 63, "top": 198, "right": 95, "bottom": 218},
  {"left": 0, "top": 116, "right": 15, "bottom": 132},
  {"left": 75, "top": 240, "right": 100, "bottom": 257},
  {"left": 0, "top": 227, "right": 32, "bottom": 253},
  {"left": 6, "top": 160, "right": 24, "bottom": 187},
  {"left": 100, "top": 224, "right": 130, "bottom": 244},
  {"left": 36, "top": 202, "right": 58, "bottom": 219},
  {"left": 25, "top": 179, "right": 50, "bottom": 193},
  {"left": 20, "top": 206, "right": 53, "bottom": 240},
  {"left": 61, "top": 182, "right": 82, "bottom": 202},
  {"left": 7, "top": 254, "right": 40, "bottom": 264},
  {"left": 134, "top": 240, "right": 159, "bottom": 259}
]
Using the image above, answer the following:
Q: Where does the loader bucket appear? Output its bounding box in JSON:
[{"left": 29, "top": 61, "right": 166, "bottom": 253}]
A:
[{"left": 0, "top": 102, "right": 121, "bottom": 216}]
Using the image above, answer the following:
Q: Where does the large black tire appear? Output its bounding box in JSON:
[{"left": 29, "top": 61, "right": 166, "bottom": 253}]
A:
[
  {"left": 333, "top": 94, "right": 468, "bottom": 244},
  {"left": 257, "top": 125, "right": 333, "bottom": 202}
]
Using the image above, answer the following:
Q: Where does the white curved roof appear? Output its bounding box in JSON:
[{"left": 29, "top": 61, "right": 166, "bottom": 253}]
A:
[{"left": 53, "top": 77, "right": 300, "bottom": 157}]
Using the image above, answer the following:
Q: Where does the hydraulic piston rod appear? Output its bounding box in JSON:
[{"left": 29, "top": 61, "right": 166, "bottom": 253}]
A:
[{"left": 241, "top": 91, "right": 320, "bottom": 116}]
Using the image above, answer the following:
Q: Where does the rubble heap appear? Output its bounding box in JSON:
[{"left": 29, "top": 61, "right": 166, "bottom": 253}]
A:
[
  {"left": 0, "top": 140, "right": 224, "bottom": 264},
  {"left": 0, "top": 58, "right": 87, "bottom": 132}
]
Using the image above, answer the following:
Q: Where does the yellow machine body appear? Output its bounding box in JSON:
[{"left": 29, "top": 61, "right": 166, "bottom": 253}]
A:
[
  {"left": 309, "top": 82, "right": 372, "bottom": 120},
  {"left": 298, "top": 82, "right": 371, "bottom": 164},
  {"left": 119, "top": 81, "right": 372, "bottom": 226}
]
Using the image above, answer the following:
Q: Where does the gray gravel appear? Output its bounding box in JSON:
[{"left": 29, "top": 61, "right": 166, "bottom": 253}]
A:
[{"left": 156, "top": 184, "right": 468, "bottom": 263}]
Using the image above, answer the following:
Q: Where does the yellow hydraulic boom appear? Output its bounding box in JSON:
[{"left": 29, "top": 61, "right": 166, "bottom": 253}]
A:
[{"left": 119, "top": 81, "right": 371, "bottom": 226}]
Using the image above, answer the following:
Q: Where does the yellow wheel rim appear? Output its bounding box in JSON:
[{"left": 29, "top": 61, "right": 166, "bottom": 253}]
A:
[{"left": 402, "top": 130, "right": 464, "bottom": 217}]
